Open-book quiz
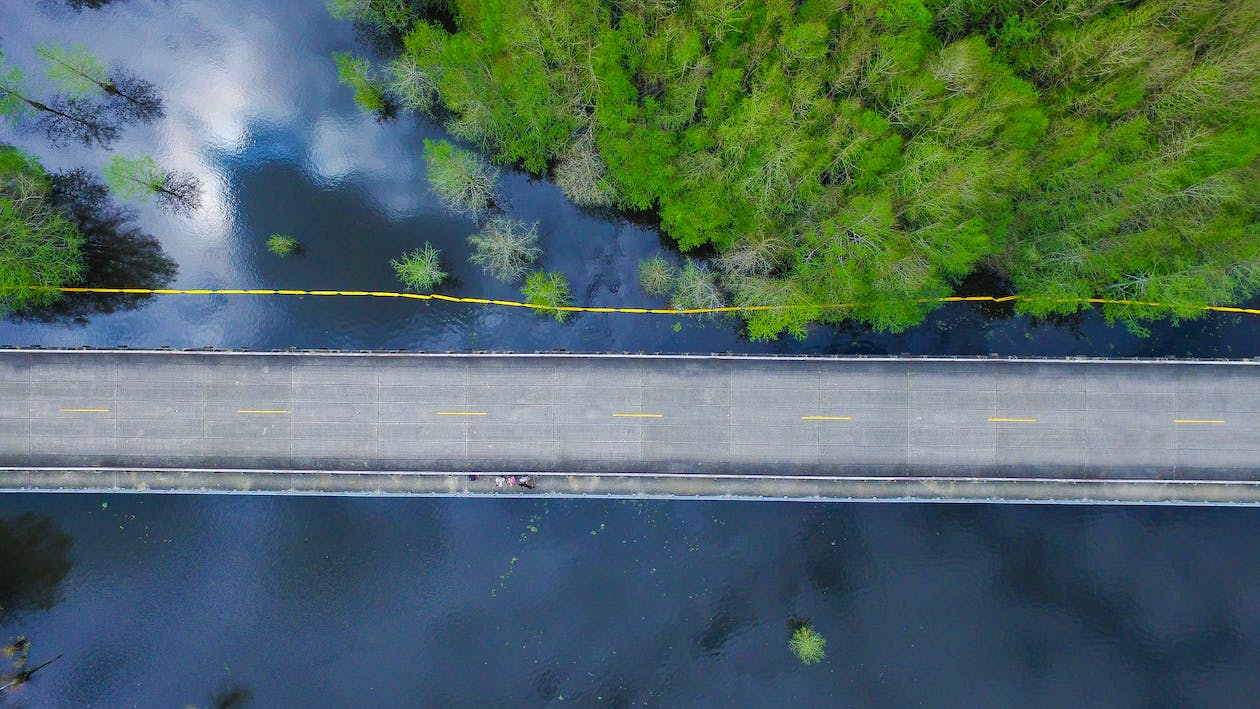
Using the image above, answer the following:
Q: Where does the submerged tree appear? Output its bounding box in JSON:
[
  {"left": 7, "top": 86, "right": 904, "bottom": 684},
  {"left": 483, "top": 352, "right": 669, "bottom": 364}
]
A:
[
  {"left": 328, "top": 0, "right": 417, "bottom": 34},
  {"left": 522, "top": 270, "right": 572, "bottom": 323},
  {"left": 37, "top": 42, "right": 163, "bottom": 123},
  {"left": 391, "top": 242, "right": 447, "bottom": 291},
  {"left": 333, "top": 52, "right": 390, "bottom": 116},
  {"left": 638, "top": 256, "right": 676, "bottom": 297},
  {"left": 422, "top": 139, "right": 498, "bottom": 219},
  {"left": 555, "top": 130, "right": 615, "bottom": 208},
  {"left": 103, "top": 155, "right": 202, "bottom": 215},
  {"left": 788, "top": 622, "right": 826, "bottom": 665},
  {"left": 670, "top": 263, "right": 725, "bottom": 313},
  {"left": 0, "top": 52, "right": 118, "bottom": 148},
  {"left": 467, "top": 217, "right": 540, "bottom": 282},
  {"left": 0, "top": 146, "right": 86, "bottom": 313},
  {"left": 267, "top": 234, "right": 300, "bottom": 257}
]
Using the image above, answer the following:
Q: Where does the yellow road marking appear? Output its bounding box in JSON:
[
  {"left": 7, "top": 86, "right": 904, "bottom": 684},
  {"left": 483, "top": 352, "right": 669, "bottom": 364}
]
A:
[
  {"left": 613, "top": 413, "right": 664, "bottom": 418},
  {"left": 801, "top": 415, "right": 853, "bottom": 421},
  {"left": 1174, "top": 419, "right": 1225, "bottom": 424},
  {"left": 237, "top": 409, "right": 290, "bottom": 415},
  {"left": 989, "top": 417, "right": 1038, "bottom": 423},
  {"left": 435, "top": 411, "right": 487, "bottom": 416},
  {"left": 60, "top": 408, "right": 109, "bottom": 413}
]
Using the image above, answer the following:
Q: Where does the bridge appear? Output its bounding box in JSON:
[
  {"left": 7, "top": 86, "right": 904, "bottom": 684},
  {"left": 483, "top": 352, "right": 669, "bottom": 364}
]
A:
[{"left": 2, "top": 349, "right": 1260, "bottom": 504}]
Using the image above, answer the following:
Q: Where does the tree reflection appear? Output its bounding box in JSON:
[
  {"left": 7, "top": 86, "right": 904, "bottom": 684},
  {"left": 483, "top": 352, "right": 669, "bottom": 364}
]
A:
[
  {"left": 61, "top": 0, "right": 124, "bottom": 10},
  {"left": 8, "top": 169, "right": 178, "bottom": 324},
  {"left": 185, "top": 684, "right": 253, "bottom": 709},
  {"left": 0, "top": 513, "right": 72, "bottom": 622}
]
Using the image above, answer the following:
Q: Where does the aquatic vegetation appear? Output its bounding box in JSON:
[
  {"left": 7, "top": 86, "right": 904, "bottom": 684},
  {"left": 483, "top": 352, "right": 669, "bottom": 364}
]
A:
[
  {"left": 637, "top": 256, "right": 675, "bottom": 297},
  {"left": 522, "top": 270, "right": 572, "bottom": 323},
  {"left": 267, "top": 234, "right": 300, "bottom": 257},
  {"left": 670, "top": 263, "right": 724, "bottom": 313},
  {"left": 789, "top": 624, "right": 826, "bottom": 665},
  {"left": 554, "top": 130, "right": 615, "bottom": 207},
  {"left": 468, "top": 216, "right": 540, "bottom": 283},
  {"left": 422, "top": 138, "right": 498, "bottom": 219},
  {"left": 391, "top": 242, "right": 446, "bottom": 291}
]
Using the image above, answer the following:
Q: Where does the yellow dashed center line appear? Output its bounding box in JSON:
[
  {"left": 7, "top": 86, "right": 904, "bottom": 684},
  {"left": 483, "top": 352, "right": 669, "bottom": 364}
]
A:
[
  {"left": 1174, "top": 419, "right": 1225, "bottom": 424},
  {"left": 801, "top": 415, "right": 853, "bottom": 421},
  {"left": 435, "top": 411, "right": 487, "bottom": 416},
  {"left": 989, "top": 417, "right": 1039, "bottom": 423},
  {"left": 612, "top": 413, "right": 664, "bottom": 418},
  {"left": 237, "top": 409, "right": 290, "bottom": 415},
  {"left": 60, "top": 408, "right": 109, "bottom": 413}
]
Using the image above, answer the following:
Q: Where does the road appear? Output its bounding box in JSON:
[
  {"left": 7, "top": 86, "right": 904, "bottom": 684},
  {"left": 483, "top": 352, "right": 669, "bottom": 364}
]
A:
[{"left": 2, "top": 350, "right": 1259, "bottom": 501}]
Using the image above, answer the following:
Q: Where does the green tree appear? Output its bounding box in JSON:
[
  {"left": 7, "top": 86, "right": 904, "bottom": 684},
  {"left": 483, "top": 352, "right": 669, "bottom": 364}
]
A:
[
  {"left": 0, "top": 147, "right": 86, "bottom": 312},
  {"left": 103, "top": 155, "right": 202, "bottom": 215},
  {"left": 522, "top": 270, "right": 572, "bottom": 322},
  {"left": 391, "top": 242, "right": 446, "bottom": 290}
]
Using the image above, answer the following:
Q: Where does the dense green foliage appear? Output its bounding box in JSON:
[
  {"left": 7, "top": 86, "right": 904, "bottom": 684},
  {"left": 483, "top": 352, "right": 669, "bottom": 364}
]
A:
[
  {"left": 0, "top": 147, "right": 85, "bottom": 312},
  {"left": 392, "top": 242, "right": 447, "bottom": 290},
  {"left": 522, "top": 270, "right": 572, "bottom": 321},
  {"left": 350, "top": 0, "right": 1258, "bottom": 337}
]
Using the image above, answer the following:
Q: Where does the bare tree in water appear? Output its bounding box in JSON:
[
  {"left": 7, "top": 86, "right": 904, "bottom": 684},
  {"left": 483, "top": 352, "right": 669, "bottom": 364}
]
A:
[
  {"left": 103, "top": 155, "right": 202, "bottom": 215},
  {"left": 0, "top": 54, "right": 119, "bottom": 147},
  {"left": 37, "top": 43, "right": 164, "bottom": 123}
]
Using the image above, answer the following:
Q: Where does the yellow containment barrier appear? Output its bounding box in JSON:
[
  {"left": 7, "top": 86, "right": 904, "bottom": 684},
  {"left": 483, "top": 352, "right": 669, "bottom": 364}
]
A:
[{"left": 11, "top": 285, "right": 1260, "bottom": 318}]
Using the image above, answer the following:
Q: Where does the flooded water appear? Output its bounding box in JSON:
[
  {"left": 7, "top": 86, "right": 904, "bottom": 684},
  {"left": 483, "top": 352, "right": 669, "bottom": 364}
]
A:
[{"left": 2, "top": 1, "right": 1260, "bottom": 706}]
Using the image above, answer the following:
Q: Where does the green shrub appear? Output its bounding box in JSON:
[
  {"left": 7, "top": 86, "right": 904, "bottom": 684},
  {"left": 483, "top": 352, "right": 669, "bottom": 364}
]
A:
[
  {"left": 638, "top": 256, "right": 676, "bottom": 297},
  {"left": 789, "top": 624, "right": 826, "bottom": 665},
  {"left": 391, "top": 242, "right": 446, "bottom": 291},
  {"left": 423, "top": 139, "right": 498, "bottom": 218},
  {"left": 670, "top": 262, "right": 725, "bottom": 312},
  {"left": 555, "top": 131, "right": 616, "bottom": 207},
  {"left": 468, "top": 217, "right": 541, "bottom": 282},
  {"left": 267, "top": 234, "right": 300, "bottom": 256},
  {"left": 522, "top": 270, "right": 572, "bottom": 322}
]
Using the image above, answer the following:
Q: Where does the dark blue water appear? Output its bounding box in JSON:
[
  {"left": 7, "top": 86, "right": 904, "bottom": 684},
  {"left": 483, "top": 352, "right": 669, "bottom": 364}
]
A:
[
  {"left": 3, "top": 495, "right": 1259, "bottom": 707},
  {"left": 2, "top": 2, "right": 1259, "bottom": 706}
]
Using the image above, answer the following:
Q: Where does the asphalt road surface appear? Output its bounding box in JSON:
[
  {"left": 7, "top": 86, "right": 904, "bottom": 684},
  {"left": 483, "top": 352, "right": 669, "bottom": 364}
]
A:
[{"left": 2, "top": 350, "right": 1258, "bottom": 480}]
